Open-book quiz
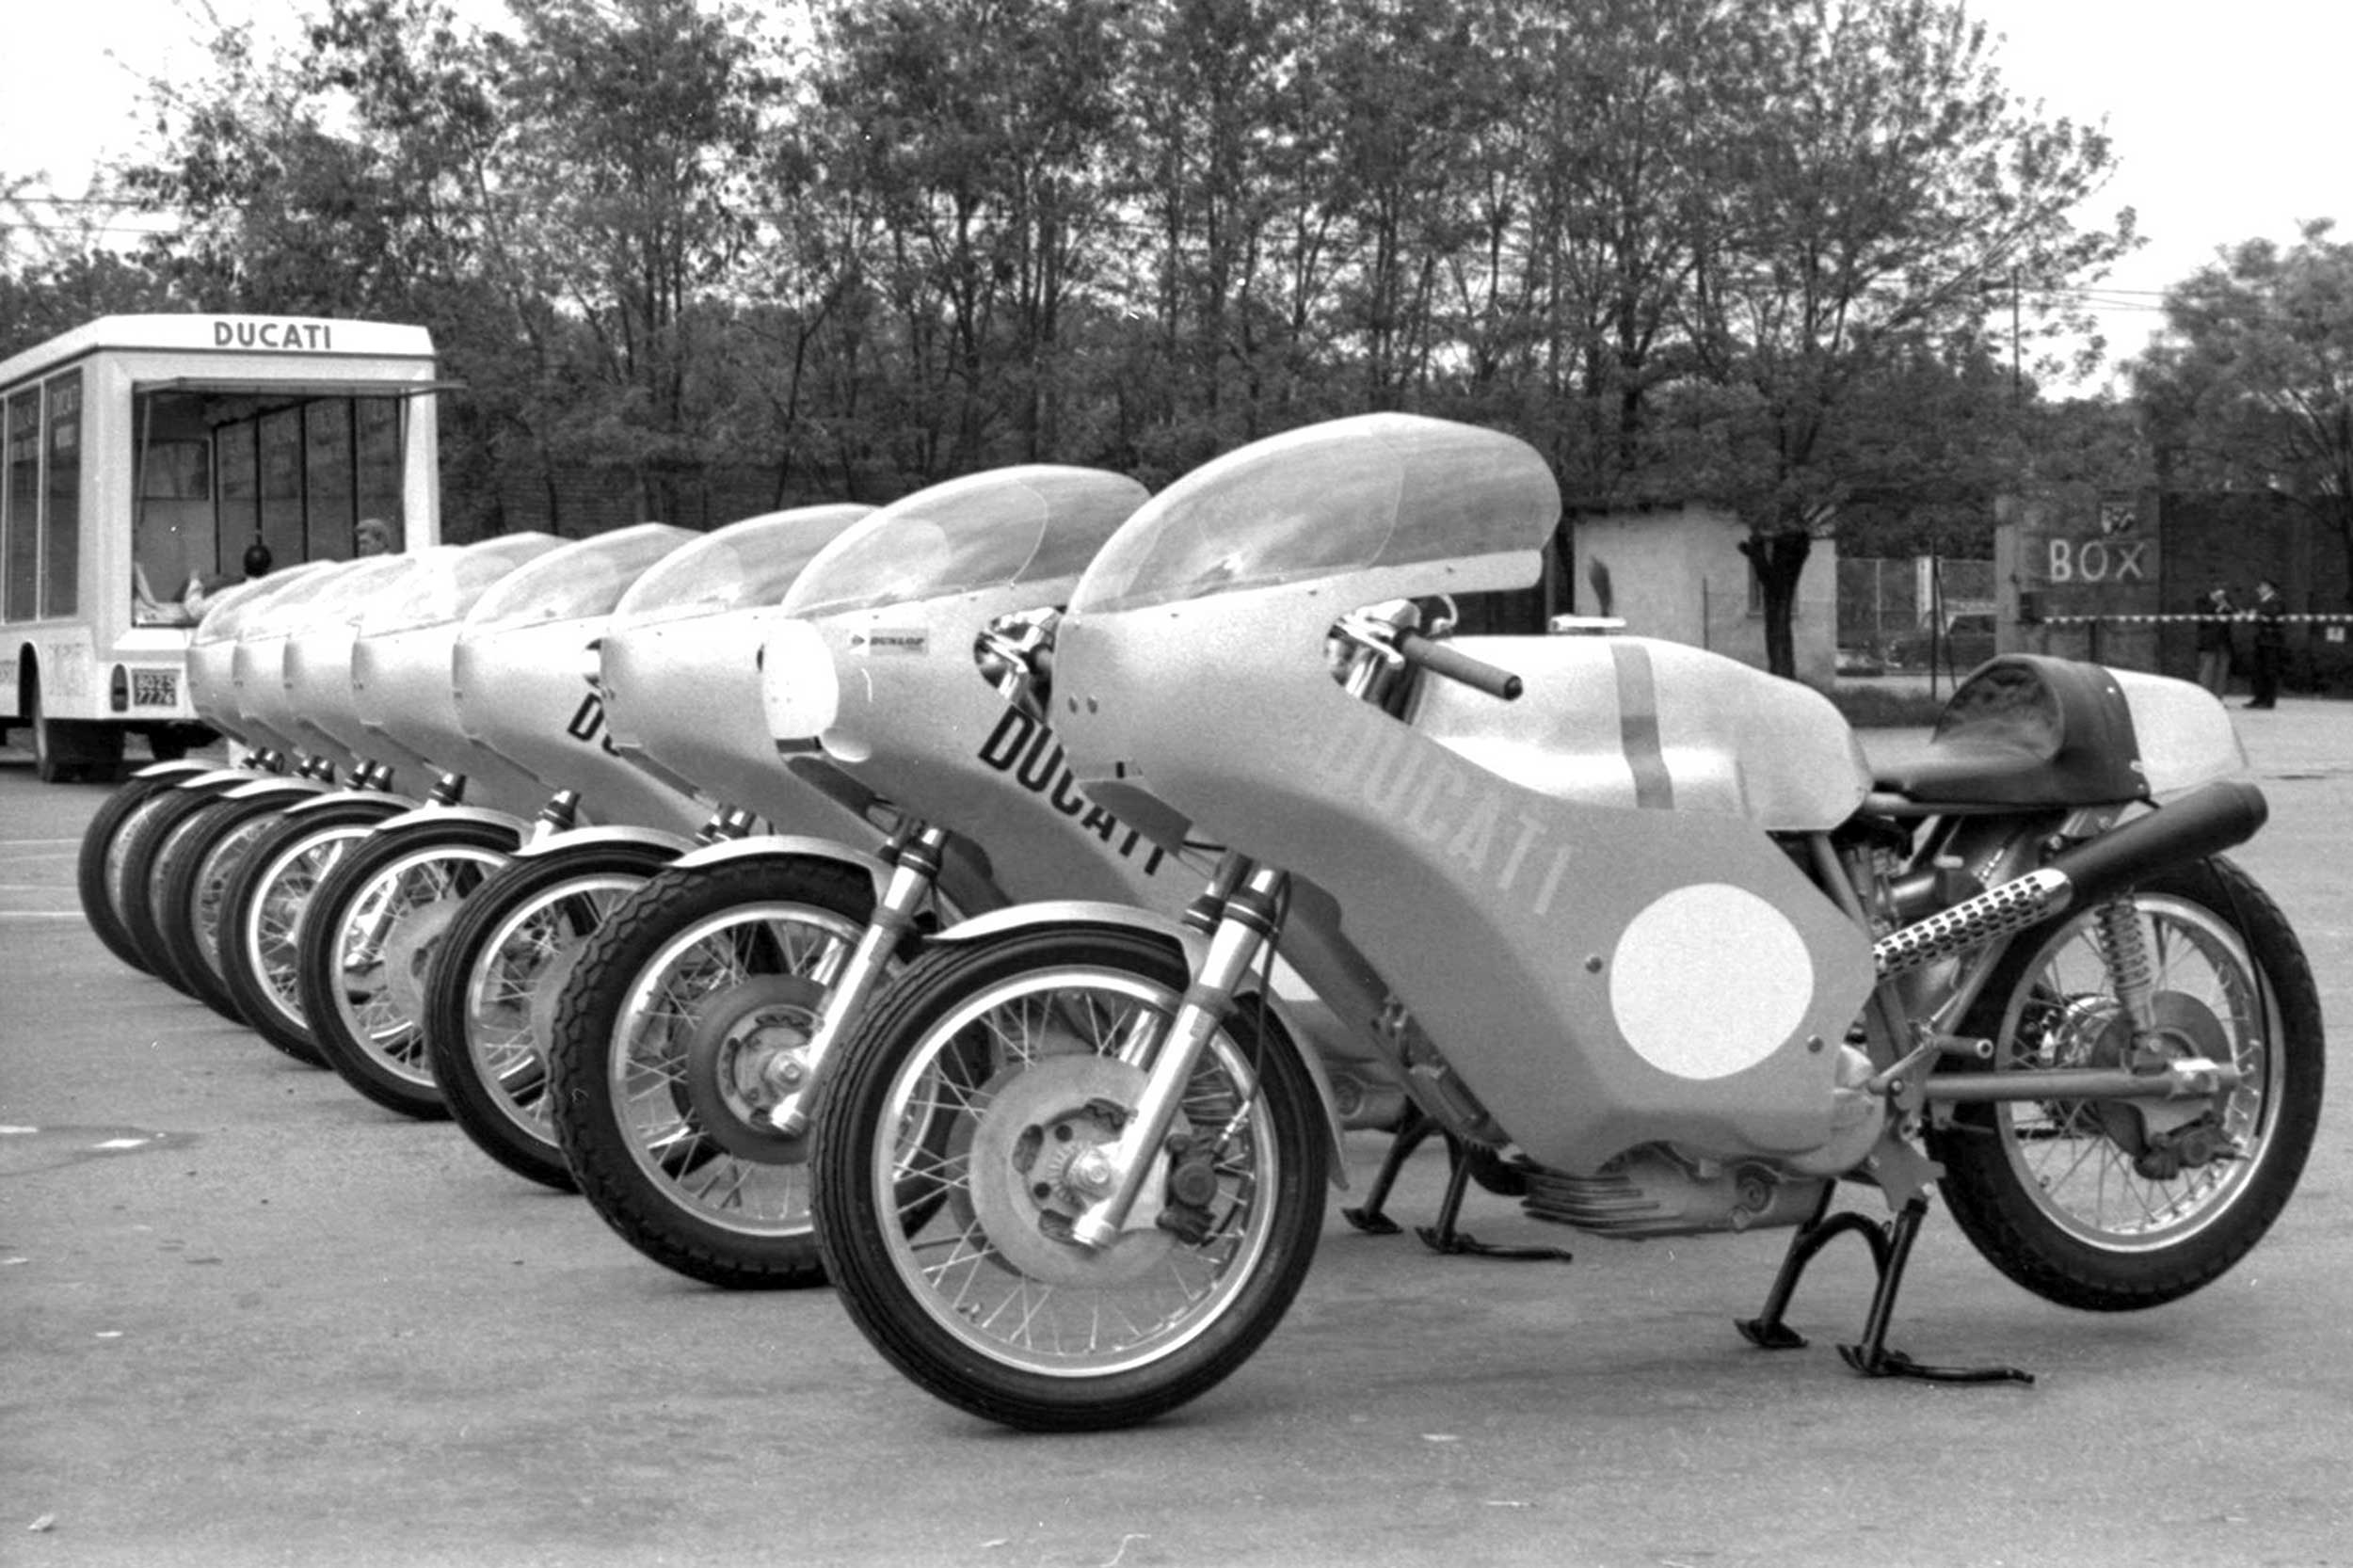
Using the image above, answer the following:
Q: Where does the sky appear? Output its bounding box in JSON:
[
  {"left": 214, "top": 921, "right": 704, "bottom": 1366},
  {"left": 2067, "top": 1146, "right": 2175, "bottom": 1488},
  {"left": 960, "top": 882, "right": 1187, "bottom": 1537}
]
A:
[{"left": 5, "top": 0, "right": 2348, "bottom": 392}]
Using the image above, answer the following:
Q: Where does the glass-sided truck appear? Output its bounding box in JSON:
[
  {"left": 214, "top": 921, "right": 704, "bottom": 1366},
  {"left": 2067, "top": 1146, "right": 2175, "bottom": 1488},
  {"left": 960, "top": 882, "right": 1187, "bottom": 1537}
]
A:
[{"left": 0, "top": 314, "right": 447, "bottom": 780}]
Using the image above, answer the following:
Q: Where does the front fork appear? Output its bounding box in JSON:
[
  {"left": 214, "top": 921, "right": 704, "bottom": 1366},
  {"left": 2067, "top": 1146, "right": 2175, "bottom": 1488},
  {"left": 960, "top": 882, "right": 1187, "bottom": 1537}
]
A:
[
  {"left": 762, "top": 823, "right": 950, "bottom": 1139},
  {"left": 1068, "top": 856, "right": 1283, "bottom": 1249}
]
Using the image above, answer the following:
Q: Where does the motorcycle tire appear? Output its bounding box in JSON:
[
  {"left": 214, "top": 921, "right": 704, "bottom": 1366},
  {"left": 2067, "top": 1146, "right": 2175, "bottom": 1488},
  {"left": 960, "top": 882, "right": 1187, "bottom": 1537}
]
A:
[
  {"left": 296, "top": 816, "right": 521, "bottom": 1120},
  {"left": 110, "top": 784, "right": 243, "bottom": 993},
  {"left": 422, "top": 839, "right": 680, "bottom": 1191},
  {"left": 76, "top": 772, "right": 204, "bottom": 974},
  {"left": 1928, "top": 856, "right": 2323, "bottom": 1312},
  {"left": 153, "top": 790, "right": 311, "bottom": 1027},
  {"left": 549, "top": 856, "right": 878, "bottom": 1288},
  {"left": 217, "top": 796, "right": 413, "bottom": 1066},
  {"left": 813, "top": 924, "right": 1328, "bottom": 1432}
]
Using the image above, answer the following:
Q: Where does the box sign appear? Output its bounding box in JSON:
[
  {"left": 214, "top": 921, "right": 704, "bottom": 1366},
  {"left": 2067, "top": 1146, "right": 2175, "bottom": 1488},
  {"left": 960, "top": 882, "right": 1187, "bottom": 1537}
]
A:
[{"left": 2043, "top": 536, "right": 2152, "bottom": 584}]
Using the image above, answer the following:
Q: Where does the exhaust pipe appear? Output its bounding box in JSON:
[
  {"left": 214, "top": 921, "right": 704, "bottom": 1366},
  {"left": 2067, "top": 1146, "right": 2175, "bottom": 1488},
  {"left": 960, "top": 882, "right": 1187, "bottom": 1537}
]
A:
[{"left": 1875, "top": 780, "right": 2267, "bottom": 977}]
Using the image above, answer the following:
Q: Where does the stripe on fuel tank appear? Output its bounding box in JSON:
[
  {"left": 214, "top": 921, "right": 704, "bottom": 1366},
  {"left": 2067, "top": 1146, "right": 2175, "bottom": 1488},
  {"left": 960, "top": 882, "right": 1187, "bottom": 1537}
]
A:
[{"left": 1610, "top": 642, "right": 1673, "bottom": 808}]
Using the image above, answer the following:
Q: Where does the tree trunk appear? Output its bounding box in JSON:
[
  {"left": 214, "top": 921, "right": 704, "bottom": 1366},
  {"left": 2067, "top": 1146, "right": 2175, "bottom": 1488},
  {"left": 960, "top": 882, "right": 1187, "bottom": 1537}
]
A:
[{"left": 1738, "top": 530, "right": 1812, "bottom": 680}]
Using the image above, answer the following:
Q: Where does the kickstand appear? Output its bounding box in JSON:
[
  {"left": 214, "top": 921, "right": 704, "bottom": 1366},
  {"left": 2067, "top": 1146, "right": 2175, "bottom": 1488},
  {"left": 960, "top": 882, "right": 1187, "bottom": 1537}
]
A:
[
  {"left": 1414, "top": 1138, "right": 1572, "bottom": 1263},
  {"left": 1736, "top": 1190, "right": 2032, "bottom": 1385},
  {"left": 1340, "top": 1109, "right": 1434, "bottom": 1237},
  {"left": 1340, "top": 1109, "right": 1570, "bottom": 1263}
]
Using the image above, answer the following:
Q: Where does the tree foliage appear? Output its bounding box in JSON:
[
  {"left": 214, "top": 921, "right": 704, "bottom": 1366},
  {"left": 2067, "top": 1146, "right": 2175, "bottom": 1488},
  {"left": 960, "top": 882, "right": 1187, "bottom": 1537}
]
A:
[
  {"left": 2133, "top": 220, "right": 2353, "bottom": 606},
  {"left": 1, "top": 0, "right": 2137, "bottom": 671}
]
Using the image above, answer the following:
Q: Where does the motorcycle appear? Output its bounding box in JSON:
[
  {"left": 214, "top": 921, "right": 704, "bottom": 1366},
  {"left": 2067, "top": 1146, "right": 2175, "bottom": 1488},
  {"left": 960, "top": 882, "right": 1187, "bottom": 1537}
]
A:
[
  {"left": 215, "top": 536, "right": 564, "bottom": 1064},
  {"left": 295, "top": 524, "right": 702, "bottom": 1118},
  {"left": 76, "top": 560, "right": 344, "bottom": 984},
  {"left": 420, "top": 504, "right": 878, "bottom": 1188},
  {"left": 140, "top": 555, "right": 437, "bottom": 1026},
  {"left": 811, "top": 412, "right": 2323, "bottom": 1431},
  {"left": 546, "top": 466, "right": 1158, "bottom": 1288}
]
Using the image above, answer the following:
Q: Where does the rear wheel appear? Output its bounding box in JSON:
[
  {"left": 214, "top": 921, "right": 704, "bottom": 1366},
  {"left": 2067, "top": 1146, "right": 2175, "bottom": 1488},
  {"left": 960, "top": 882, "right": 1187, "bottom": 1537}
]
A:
[
  {"left": 423, "top": 840, "right": 679, "bottom": 1189},
  {"left": 217, "top": 797, "right": 410, "bottom": 1065},
  {"left": 297, "top": 817, "right": 520, "bottom": 1119},
  {"left": 814, "top": 926, "right": 1328, "bottom": 1432},
  {"left": 549, "top": 856, "right": 877, "bottom": 1288},
  {"left": 1928, "top": 857, "right": 2323, "bottom": 1310}
]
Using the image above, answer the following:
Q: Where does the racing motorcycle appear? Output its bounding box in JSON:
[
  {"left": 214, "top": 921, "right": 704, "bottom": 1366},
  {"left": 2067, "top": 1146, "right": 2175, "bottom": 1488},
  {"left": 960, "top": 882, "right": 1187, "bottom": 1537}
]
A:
[{"left": 810, "top": 412, "right": 2323, "bottom": 1431}]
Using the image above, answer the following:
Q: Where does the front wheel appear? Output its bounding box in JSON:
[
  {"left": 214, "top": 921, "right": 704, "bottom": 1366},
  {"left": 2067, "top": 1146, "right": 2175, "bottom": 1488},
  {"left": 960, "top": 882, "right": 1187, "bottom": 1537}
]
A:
[
  {"left": 76, "top": 772, "right": 205, "bottom": 974},
  {"left": 217, "top": 796, "right": 410, "bottom": 1065},
  {"left": 296, "top": 817, "right": 520, "bottom": 1118},
  {"left": 813, "top": 926, "right": 1328, "bottom": 1432},
  {"left": 549, "top": 856, "right": 878, "bottom": 1288},
  {"left": 423, "top": 840, "right": 680, "bottom": 1190},
  {"left": 1928, "top": 856, "right": 2324, "bottom": 1311}
]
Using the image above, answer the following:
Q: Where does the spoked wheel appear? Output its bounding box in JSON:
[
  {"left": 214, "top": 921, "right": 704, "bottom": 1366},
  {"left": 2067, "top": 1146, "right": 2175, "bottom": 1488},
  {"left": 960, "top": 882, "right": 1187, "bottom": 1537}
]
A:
[
  {"left": 76, "top": 770, "right": 215, "bottom": 974},
  {"left": 549, "top": 856, "right": 878, "bottom": 1288},
  {"left": 218, "top": 797, "right": 413, "bottom": 1065},
  {"left": 423, "top": 840, "right": 680, "bottom": 1190},
  {"left": 814, "top": 925, "right": 1328, "bottom": 1432},
  {"left": 296, "top": 817, "right": 521, "bottom": 1119},
  {"left": 1928, "top": 857, "right": 2324, "bottom": 1310},
  {"left": 156, "top": 790, "right": 312, "bottom": 1026},
  {"left": 122, "top": 792, "right": 273, "bottom": 1000},
  {"left": 100, "top": 781, "right": 238, "bottom": 983}
]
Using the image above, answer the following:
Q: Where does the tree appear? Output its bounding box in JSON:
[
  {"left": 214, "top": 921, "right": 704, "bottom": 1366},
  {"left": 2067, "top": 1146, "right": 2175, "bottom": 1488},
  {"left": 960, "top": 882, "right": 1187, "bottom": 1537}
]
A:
[
  {"left": 1677, "top": 0, "right": 2129, "bottom": 676},
  {"left": 2132, "top": 220, "right": 2353, "bottom": 606}
]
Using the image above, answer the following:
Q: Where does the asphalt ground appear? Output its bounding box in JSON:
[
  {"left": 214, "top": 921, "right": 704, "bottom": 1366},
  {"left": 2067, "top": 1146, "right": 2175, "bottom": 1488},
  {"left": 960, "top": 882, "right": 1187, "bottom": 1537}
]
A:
[{"left": 4, "top": 704, "right": 2352, "bottom": 1568}]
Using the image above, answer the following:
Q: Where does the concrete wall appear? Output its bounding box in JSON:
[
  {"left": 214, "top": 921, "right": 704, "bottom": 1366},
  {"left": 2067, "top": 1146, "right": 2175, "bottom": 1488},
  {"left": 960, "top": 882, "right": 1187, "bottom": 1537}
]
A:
[{"left": 1567, "top": 504, "right": 1839, "bottom": 685}]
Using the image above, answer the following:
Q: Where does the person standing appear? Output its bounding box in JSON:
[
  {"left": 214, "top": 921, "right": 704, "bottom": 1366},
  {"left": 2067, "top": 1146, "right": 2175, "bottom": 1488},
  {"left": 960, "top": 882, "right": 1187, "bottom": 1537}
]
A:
[
  {"left": 2246, "top": 578, "right": 2287, "bottom": 709},
  {"left": 2193, "top": 582, "right": 2235, "bottom": 698},
  {"left": 356, "top": 517, "right": 397, "bottom": 556}
]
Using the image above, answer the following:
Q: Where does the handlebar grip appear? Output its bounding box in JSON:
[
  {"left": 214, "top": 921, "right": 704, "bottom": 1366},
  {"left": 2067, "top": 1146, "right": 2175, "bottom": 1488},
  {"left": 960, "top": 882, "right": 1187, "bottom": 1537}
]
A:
[{"left": 1396, "top": 631, "right": 1522, "bottom": 701}]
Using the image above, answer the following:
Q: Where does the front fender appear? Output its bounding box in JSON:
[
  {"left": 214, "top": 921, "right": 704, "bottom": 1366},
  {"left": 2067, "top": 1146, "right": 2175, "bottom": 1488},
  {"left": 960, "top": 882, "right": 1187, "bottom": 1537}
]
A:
[
  {"left": 931, "top": 903, "right": 1353, "bottom": 1189},
  {"left": 131, "top": 760, "right": 222, "bottom": 784},
  {"left": 174, "top": 766, "right": 265, "bottom": 792},
  {"left": 669, "top": 832, "right": 893, "bottom": 901},
  {"left": 224, "top": 776, "right": 330, "bottom": 803},
  {"left": 283, "top": 788, "right": 412, "bottom": 820},
  {"left": 372, "top": 803, "right": 532, "bottom": 837},
  {"left": 513, "top": 824, "right": 698, "bottom": 862}
]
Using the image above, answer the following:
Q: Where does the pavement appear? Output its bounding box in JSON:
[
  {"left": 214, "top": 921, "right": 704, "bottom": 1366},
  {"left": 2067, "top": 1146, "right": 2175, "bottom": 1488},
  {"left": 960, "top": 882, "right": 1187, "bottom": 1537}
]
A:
[{"left": 4, "top": 701, "right": 2353, "bottom": 1568}]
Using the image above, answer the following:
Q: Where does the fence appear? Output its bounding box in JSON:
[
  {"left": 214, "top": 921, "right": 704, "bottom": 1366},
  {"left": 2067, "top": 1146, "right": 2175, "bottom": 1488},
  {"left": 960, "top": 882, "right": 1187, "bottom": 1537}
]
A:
[{"left": 1838, "top": 556, "right": 1994, "bottom": 666}]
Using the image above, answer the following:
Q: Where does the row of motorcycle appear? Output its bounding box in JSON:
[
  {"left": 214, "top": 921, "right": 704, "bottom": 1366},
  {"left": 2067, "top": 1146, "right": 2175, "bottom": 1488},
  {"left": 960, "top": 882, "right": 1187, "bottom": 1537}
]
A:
[{"left": 79, "top": 413, "right": 2325, "bottom": 1432}]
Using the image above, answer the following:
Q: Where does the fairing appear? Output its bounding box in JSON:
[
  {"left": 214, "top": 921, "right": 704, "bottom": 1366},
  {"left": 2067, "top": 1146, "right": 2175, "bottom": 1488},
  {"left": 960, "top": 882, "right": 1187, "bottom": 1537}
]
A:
[
  {"left": 764, "top": 467, "right": 1193, "bottom": 906},
  {"left": 450, "top": 524, "right": 707, "bottom": 833},
  {"left": 350, "top": 536, "right": 563, "bottom": 817},
  {"left": 599, "top": 506, "right": 876, "bottom": 831},
  {"left": 1055, "top": 415, "right": 1879, "bottom": 1173}
]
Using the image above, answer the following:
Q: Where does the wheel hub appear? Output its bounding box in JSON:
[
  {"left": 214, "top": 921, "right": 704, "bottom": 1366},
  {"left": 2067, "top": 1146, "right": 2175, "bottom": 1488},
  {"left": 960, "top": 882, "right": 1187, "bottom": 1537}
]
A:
[
  {"left": 681, "top": 975, "right": 829, "bottom": 1163},
  {"left": 2087, "top": 989, "right": 2237, "bottom": 1168},
  {"left": 383, "top": 900, "right": 464, "bottom": 1020},
  {"left": 966, "top": 1054, "right": 1174, "bottom": 1288}
]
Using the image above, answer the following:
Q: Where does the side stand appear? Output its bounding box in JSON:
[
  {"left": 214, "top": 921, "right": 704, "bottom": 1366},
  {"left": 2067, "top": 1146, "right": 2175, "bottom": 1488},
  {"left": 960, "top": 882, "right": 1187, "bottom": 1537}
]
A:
[
  {"left": 1340, "top": 1110, "right": 1570, "bottom": 1264},
  {"left": 1736, "top": 1189, "right": 2032, "bottom": 1385}
]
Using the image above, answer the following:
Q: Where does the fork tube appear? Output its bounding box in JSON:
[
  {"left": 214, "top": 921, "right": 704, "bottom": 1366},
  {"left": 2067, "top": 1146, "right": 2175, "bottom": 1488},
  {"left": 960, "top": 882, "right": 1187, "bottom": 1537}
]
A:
[
  {"left": 763, "top": 823, "right": 949, "bottom": 1138},
  {"left": 1069, "top": 862, "right": 1286, "bottom": 1250}
]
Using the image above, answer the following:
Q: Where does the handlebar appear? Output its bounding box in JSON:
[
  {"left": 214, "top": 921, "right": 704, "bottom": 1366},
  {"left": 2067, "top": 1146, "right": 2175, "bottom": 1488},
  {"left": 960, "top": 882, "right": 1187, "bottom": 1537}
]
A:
[{"left": 1396, "top": 630, "right": 1522, "bottom": 701}]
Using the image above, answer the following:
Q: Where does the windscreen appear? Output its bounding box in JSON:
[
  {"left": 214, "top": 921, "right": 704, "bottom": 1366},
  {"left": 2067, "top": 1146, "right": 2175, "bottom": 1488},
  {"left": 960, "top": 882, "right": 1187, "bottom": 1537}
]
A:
[
  {"left": 1074, "top": 415, "right": 1556, "bottom": 614},
  {"left": 280, "top": 556, "right": 419, "bottom": 633},
  {"left": 782, "top": 469, "right": 1145, "bottom": 617},
  {"left": 358, "top": 535, "right": 564, "bottom": 635},
  {"left": 190, "top": 560, "right": 344, "bottom": 647},
  {"left": 613, "top": 505, "right": 873, "bottom": 625},
  {"left": 466, "top": 524, "right": 695, "bottom": 632}
]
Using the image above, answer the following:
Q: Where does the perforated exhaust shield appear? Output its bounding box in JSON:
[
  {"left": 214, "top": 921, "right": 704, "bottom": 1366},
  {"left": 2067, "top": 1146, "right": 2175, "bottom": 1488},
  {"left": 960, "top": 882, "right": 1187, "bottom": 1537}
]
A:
[{"left": 1874, "top": 869, "right": 2066, "bottom": 977}]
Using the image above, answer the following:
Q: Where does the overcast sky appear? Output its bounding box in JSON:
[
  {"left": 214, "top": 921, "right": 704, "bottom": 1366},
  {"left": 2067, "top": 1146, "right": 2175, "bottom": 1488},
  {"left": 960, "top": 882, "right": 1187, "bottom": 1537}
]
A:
[{"left": 7, "top": 0, "right": 2346, "bottom": 391}]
